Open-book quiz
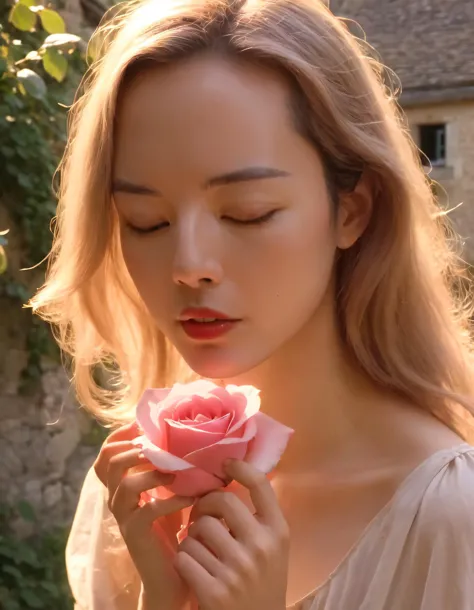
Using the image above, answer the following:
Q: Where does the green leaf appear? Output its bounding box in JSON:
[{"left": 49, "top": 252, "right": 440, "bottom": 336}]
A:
[
  {"left": 17, "top": 499, "right": 37, "bottom": 523},
  {"left": 0, "top": 543, "right": 16, "bottom": 559},
  {"left": 24, "top": 50, "right": 42, "bottom": 61},
  {"left": 42, "top": 48, "right": 67, "bottom": 82},
  {"left": 0, "top": 57, "right": 7, "bottom": 77},
  {"left": 16, "top": 68, "right": 46, "bottom": 98},
  {"left": 0, "top": 587, "right": 20, "bottom": 610},
  {"left": 39, "top": 581, "right": 59, "bottom": 596},
  {"left": 8, "top": 4, "right": 36, "bottom": 32},
  {"left": 39, "top": 9, "right": 65, "bottom": 34},
  {"left": 41, "top": 32, "right": 80, "bottom": 50},
  {"left": 2, "top": 563, "right": 22, "bottom": 579},
  {"left": 19, "top": 588, "right": 44, "bottom": 608}
]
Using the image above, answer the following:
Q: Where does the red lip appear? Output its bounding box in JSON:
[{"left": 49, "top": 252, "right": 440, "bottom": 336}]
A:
[
  {"left": 178, "top": 308, "right": 240, "bottom": 340},
  {"left": 179, "top": 307, "right": 232, "bottom": 321}
]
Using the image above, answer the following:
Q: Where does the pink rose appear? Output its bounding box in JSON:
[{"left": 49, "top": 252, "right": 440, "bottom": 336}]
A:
[{"left": 132, "top": 380, "right": 294, "bottom": 497}]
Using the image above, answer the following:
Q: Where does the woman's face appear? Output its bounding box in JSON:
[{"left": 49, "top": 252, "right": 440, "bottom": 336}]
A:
[{"left": 113, "top": 54, "right": 343, "bottom": 379}]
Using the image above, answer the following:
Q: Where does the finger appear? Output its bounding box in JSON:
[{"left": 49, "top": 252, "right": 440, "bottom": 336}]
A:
[
  {"left": 106, "top": 447, "right": 156, "bottom": 496},
  {"left": 190, "top": 491, "right": 257, "bottom": 543},
  {"left": 187, "top": 516, "right": 240, "bottom": 562},
  {"left": 175, "top": 551, "right": 217, "bottom": 604},
  {"left": 179, "top": 536, "right": 224, "bottom": 578},
  {"left": 133, "top": 494, "right": 195, "bottom": 530},
  {"left": 224, "top": 460, "right": 284, "bottom": 529},
  {"left": 104, "top": 420, "right": 140, "bottom": 444},
  {"left": 111, "top": 469, "right": 175, "bottom": 522},
  {"left": 94, "top": 442, "right": 146, "bottom": 485}
]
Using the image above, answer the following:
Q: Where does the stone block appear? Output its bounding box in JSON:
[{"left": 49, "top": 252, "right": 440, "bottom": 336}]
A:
[
  {"left": 43, "top": 482, "right": 63, "bottom": 508},
  {"left": 3, "top": 349, "right": 28, "bottom": 395},
  {"left": 24, "top": 479, "right": 43, "bottom": 505},
  {"left": 45, "top": 419, "right": 81, "bottom": 470}
]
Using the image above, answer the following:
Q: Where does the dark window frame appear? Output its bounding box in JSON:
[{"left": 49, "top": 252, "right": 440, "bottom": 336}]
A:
[{"left": 419, "top": 123, "right": 447, "bottom": 168}]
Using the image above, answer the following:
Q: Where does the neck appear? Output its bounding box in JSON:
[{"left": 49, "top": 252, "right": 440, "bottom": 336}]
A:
[{"left": 225, "top": 295, "right": 388, "bottom": 475}]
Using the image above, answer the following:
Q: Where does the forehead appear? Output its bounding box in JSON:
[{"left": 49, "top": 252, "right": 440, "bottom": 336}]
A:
[{"left": 113, "top": 54, "right": 298, "bottom": 174}]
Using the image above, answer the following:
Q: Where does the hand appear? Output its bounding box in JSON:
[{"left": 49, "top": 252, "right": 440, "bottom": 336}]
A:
[
  {"left": 174, "top": 459, "right": 289, "bottom": 610},
  {"left": 93, "top": 421, "right": 195, "bottom": 610}
]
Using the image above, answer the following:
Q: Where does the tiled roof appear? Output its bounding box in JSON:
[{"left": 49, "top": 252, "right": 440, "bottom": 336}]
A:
[{"left": 330, "top": 0, "right": 474, "bottom": 99}]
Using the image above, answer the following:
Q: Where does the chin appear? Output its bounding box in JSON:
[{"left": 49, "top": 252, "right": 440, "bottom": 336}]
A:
[{"left": 181, "top": 347, "right": 265, "bottom": 382}]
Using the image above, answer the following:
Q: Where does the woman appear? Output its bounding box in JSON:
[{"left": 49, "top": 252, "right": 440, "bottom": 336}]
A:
[{"left": 31, "top": 0, "right": 474, "bottom": 608}]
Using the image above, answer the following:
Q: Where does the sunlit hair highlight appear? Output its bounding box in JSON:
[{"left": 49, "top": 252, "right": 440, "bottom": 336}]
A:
[{"left": 30, "top": 0, "right": 474, "bottom": 439}]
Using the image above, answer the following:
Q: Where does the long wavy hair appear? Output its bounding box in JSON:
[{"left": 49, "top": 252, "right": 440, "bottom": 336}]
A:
[{"left": 30, "top": 0, "right": 474, "bottom": 439}]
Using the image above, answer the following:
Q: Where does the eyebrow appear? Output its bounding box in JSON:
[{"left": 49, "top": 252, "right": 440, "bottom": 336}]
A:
[
  {"left": 206, "top": 166, "right": 291, "bottom": 188},
  {"left": 111, "top": 179, "right": 158, "bottom": 196},
  {"left": 111, "top": 166, "right": 291, "bottom": 196}
]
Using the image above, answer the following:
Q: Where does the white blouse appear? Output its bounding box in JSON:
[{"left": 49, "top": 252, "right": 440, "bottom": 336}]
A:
[{"left": 66, "top": 443, "right": 474, "bottom": 610}]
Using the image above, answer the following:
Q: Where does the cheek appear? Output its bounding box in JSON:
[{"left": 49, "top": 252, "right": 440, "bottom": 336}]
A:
[
  {"left": 249, "top": 206, "right": 336, "bottom": 326},
  {"left": 121, "top": 236, "right": 150, "bottom": 285},
  {"left": 250, "top": 206, "right": 335, "bottom": 292},
  {"left": 120, "top": 234, "right": 170, "bottom": 312}
]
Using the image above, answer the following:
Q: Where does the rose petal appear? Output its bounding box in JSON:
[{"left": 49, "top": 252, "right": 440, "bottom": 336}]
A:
[
  {"left": 167, "top": 467, "right": 224, "bottom": 497},
  {"left": 138, "top": 465, "right": 224, "bottom": 498},
  {"left": 164, "top": 418, "right": 228, "bottom": 457},
  {"left": 169, "top": 412, "right": 231, "bottom": 433},
  {"left": 189, "top": 413, "right": 231, "bottom": 433},
  {"left": 136, "top": 388, "right": 171, "bottom": 446},
  {"left": 139, "top": 436, "right": 193, "bottom": 472},
  {"left": 168, "top": 380, "right": 218, "bottom": 400},
  {"left": 225, "top": 385, "right": 261, "bottom": 435},
  {"left": 185, "top": 417, "right": 258, "bottom": 479},
  {"left": 174, "top": 395, "right": 225, "bottom": 422},
  {"left": 244, "top": 411, "right": 294, "bottom": 473},
  {"left": 208, "top": 387, "right": 247, "bottom": 431},
  {"left": 209, "top": 386, "right": 244, "bottom": 415}
]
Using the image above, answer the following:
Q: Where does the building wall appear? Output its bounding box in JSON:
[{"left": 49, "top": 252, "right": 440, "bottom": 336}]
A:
[{"left": 405, "top": 100, "right": 474, "bottom": 261}]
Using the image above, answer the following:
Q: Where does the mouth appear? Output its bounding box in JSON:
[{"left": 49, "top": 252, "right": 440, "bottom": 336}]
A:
[
  {"left": 178, "top": 308, "right": 241, "bottom": 340},
  {"left": 178, "top": 307, "right": 238, "bottom": 322}
]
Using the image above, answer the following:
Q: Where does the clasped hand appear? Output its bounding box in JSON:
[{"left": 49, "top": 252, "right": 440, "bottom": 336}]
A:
[{"left": 175, "top": 459, "right": 289, "bottom": 610}]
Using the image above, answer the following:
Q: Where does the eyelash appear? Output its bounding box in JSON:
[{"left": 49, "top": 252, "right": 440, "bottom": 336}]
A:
[{"left": 127, "top": 210, "right": 277, "bottom": 234}]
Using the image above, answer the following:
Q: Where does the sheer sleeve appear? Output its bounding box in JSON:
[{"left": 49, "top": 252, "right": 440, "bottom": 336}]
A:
[
  {"left": 381, "top": 447, "right": 474, "bottom": 610},
  {"left": 65, "top": 466, "right": 142, "bottom": 610}
]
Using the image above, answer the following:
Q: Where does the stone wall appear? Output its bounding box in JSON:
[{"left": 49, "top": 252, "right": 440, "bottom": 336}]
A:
[
  {"left": 0, "top": 1, "right": 101, "bottom": 537},
  {"left": 0, "top": 356, "right": 99, "bottom": 537},
  {"left": 0, "top": 191, "right": 99, "bottom": 535},
  {"left": 405, "top": 100, "right": 474, "bottom": 261}
]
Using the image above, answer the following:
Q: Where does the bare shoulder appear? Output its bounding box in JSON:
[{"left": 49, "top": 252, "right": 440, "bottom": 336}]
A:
[
  {"left": 383, "top": 397, "right": 468, "bottom": 468},
  {"left": 380, "top": 442, "right": 474, "bottom": 608},
  {"left": 417, "top": 443, "right": 474, "bottom": 517}
]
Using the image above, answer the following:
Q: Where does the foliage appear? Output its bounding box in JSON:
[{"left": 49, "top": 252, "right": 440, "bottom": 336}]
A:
[
  {"left": 0, "top": 500, "right": 74, "bottom": 610},
  {"left": 0, "top": 0, "right": 84, "bottom": 267},
  {"left": 0, "top": 0, "right": 86, "bottom": 381}
]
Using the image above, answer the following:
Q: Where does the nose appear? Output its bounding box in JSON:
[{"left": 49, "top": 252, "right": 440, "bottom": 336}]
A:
[{"left": 172, "top": 210, "right": 223, "bottom": 289}]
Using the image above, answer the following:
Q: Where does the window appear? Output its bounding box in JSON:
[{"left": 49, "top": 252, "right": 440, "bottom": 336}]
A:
[{"left": 419, "top": 124, "right": 446, "bottom": 167}]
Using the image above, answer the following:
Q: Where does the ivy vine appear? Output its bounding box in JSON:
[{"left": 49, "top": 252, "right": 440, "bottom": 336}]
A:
[
  {"left": 0, "top": 500, "right": 74, "bottom": 609},
  {"left": 0, "top": 0, "right": 86, "bottom": 383}
]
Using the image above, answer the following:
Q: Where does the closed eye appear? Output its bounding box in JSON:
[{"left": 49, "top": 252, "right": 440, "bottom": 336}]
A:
[
  {"left": 126, "top": 221, "right": 170, "bottom": 234},
  {"left": 125, "top": 210, "right": 278, "bottom": 234},
  {"left": 224, "top": 210, "right": 278, "bottom": 225}
]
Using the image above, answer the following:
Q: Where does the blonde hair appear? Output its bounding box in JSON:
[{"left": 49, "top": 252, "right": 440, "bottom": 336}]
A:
[{"left": 31, "top": 0, "right": 474, "bottom": 439}]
